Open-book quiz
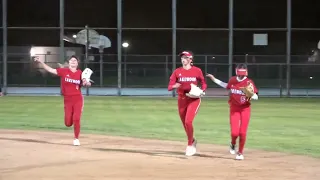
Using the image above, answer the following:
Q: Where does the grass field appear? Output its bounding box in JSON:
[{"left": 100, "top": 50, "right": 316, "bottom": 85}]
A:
[{"left": 0, "top": 96, "right": 319, "bottom": 158}]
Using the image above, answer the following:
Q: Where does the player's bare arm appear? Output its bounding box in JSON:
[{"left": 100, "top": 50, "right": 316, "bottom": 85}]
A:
[
  {"left": 206, "top": 73, "right": 227, "bottom": 88},
  {"left": 34, "top": 56, "right": 58, "bottom": 75}
]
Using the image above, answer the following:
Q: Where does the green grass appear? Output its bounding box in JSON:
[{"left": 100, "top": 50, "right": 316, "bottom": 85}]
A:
[{"left": 0, "top": 96, "right": 319, "bottom": 158}]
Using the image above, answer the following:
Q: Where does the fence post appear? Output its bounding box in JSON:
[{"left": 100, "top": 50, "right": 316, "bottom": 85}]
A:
[
  {"left": 205, "top": 55, "right": 208, "bottom": 74},
  {"left": 124, "top": 54, "right": 127, "bottom": 87},
  {"left": 85, "top": 25, "right": 90, "bottom": 96},
  {"left": 99, "top": 50, "right": 103, "bottom": 87},
  {"left": 44, "top": 54, "right": 47, "bottom": 86},
  {"left": 228, "top": 0, "right": 234, "bottom": 79},
  {"left": 286, "top": 0, "right": 292, "bottom": 97},
  {"left": 117, "top": 0, "right": 122, "bottom": 96},
  {"left": 172, "top": 0, "right": 177, "bottom": 97},
  {"left": 279, "top": 64, "right": 283, "bottom": 98},
  {"left": 165, "top": 56, "right": 169, "bottom": 85},
  {"left": 2, "top": 0, "right": 7, "bottom": 95}
]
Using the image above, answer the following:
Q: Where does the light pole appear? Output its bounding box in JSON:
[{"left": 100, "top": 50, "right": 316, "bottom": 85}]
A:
[{"left": 122, "top": 42, "right": 129, "bottom": 87}]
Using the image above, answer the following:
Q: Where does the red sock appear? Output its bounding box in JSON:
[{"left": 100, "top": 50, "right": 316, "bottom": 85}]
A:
[
  {"left": 238, "top": 134, "right": 246, "bottom": 154},
  {"left": 73, "top": 121, "right": 80, "bottom": 139}
]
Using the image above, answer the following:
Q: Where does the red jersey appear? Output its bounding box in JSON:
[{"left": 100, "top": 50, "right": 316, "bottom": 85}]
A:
[
  {"left": 57, "top": 68, "right": 83, "bottom": 96},
  {"left": 168, "top": 66, "right": 207, "bottom": 97},
  {"left": 226, "top": 76, "right": 258, "bottom": 108}
]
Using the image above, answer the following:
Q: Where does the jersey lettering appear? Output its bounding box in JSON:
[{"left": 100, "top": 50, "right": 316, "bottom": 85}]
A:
[
  {"left": 230, "top": 88, "right": 245, "bottom": 95},
  {"left": 65, "top": 77, "right": 81, "bottom": 85},
  {"left": 179, "top": 77, "right": 197, "bottom": 82},
  {"left": 228, "top": 77, "right": 257, "bottom": 107}
]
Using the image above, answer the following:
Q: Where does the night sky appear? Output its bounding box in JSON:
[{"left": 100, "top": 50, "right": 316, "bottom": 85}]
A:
[{"left": 1, "top": 0, "right": 320, "bottom": 55}]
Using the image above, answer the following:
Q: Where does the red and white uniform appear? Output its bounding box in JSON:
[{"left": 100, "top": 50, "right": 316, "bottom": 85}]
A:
[
  {"left": 213, "top": 75, "right": 258, "bottom": 156},
  {"left": 169, "top": 66, "right": 207, "bottom": 98},
  {"left": 227, "top": 76, "right": 258, "bottom": 108},
  {"left": 57, "top": 68, "right": 84, "bottom": 139},
  {"left": 168, "top": 66, "right": 207, "bottom": 146}
]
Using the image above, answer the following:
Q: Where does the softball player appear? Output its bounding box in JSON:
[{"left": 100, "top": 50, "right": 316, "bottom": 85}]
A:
[
  {"left": 34, "top": 56, "right": 92, "bottom": 146},
  {"left": 168, "top": 51, "right": 207, "bottom": 156},
  {"left": 207, "top": 64, "right": 258, "bottom": 160}
]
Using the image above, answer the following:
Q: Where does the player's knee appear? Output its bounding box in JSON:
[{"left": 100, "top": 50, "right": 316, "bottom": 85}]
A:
[
  {"left": 239, "top": 132, "right": 247, "bottom": 138},
  {"left": 65, "top": 122, "right": 72, "bottom": 127},
  {"left": 64, "top": 118, "right": 73, "bottom": 127},
  {"left": 73, "top": 119, "right": 80, "bottom": 125},
  {"left": 184, "top": 120, "right": 193, "bottom": 127},
  {"left": 72, "top": 116, "right": 81, "bottom": 123},
  {"left": 231, "top": 132, "right": 239, "bottom": 137}
]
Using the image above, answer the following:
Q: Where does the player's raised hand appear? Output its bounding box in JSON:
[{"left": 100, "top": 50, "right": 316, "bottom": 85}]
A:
[
  {"left": 33, "top": 56, "right": 41, "bottom": 63},
  {"left": 172, "top": 83, "right": 181, "bottom": 89},
  {"left": 206, "top": 73, "right": 215, "bottom": 80}
]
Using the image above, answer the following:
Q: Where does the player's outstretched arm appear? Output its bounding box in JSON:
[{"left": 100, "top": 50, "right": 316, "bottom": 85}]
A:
[
  {"left": 34, "top": 56, "right": 57, "bottom": 75},
  {"left": 206, "top": 74, "right": 227, "bottom": 88}
]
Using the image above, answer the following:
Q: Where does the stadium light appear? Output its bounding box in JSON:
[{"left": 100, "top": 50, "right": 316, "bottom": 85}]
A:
[{"left": 122, "top": 42, "right": 129, "bottom": 48}]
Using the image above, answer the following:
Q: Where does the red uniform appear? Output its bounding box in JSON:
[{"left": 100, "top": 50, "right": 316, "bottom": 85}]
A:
[
  {"left": 57, "top": 68, "right": 84, "bottom": 139},
  {"left": 168, "top": 66, "right": 207, "bottom": 145},
  {"left": 226, "top": 76, "right": 258, "bottom": 154}
]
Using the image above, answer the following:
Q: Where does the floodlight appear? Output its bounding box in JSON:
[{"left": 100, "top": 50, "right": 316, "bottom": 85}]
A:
[{"left": 122, "top": 42, "right": 129, "bottom": 48}]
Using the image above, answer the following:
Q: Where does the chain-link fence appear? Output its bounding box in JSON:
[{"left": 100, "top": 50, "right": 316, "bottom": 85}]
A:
[{"left": 3, "top": 53, "right": 320, "bottom": 89}]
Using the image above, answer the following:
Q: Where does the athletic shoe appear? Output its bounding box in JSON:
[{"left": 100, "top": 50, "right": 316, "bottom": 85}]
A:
[
  {"left": 185, "top": 145, "right": 196, "bottom": 156},
  {"left": 73, "top": 139, "right": 80, "bottom": 146},
  {"left": 235, "top": 153, "right": 244, "bottom": 160},
  {"left": 192, "top": 138, "right": 197, "bottom": 148},
  {"left": 186, "top": 138, "right": 197, "bottom": 156},
  {"left": 229, "top": 143, "right": 236, "bottom": 155}
]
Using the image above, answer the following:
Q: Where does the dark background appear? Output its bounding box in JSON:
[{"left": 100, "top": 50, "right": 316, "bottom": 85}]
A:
[
  {"left": 0, "top": 0, "right": 319, "bottom": 89},
  {"left": 1, "top": 0, "right": 320, "bottom": 55}
]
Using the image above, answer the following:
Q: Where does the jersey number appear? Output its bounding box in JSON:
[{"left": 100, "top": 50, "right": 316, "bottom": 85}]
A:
[{"left": 240, "top": 96, "right": 246, "bottom": 103}]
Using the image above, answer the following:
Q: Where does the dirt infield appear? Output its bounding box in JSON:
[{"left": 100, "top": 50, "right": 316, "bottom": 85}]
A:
[{"left": 0, "top": 130, "right": 319, "bottom": 180}]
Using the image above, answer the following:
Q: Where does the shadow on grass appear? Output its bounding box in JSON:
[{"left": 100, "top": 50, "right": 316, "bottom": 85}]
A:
[{"left": 0, "top": 137, "right": 233, "bottom": 160}]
